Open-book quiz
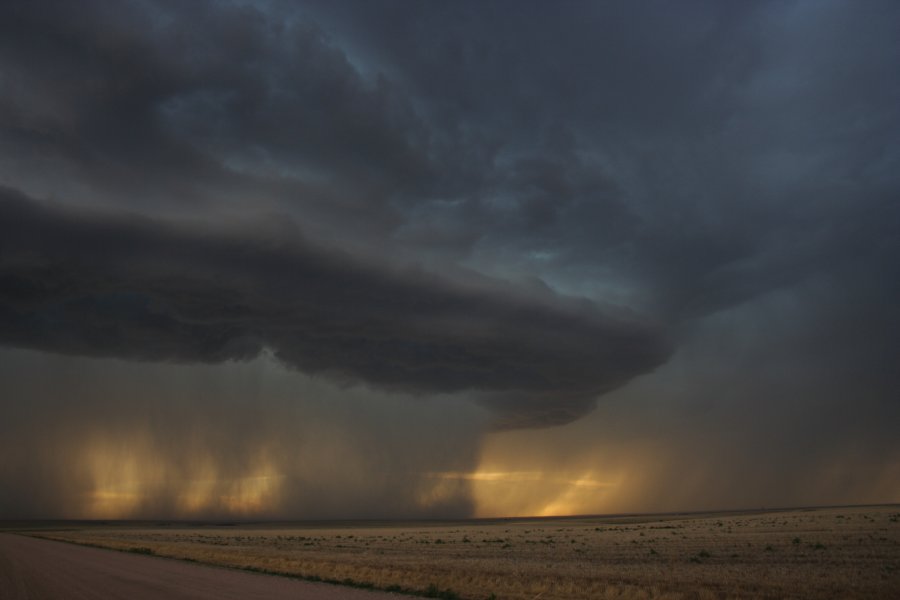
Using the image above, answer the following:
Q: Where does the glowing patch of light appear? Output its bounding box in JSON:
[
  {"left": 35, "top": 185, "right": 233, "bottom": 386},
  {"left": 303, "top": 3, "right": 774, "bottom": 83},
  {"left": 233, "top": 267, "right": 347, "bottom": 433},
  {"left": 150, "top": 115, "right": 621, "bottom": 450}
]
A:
[
  {"left": 428, "top": 470, "right": 620, "bottom": 517},
  {"left": 79, "top": 437, "right": 283, "bottom": 518},
  {"left": 220, "top": 472, "right": 283, "bottom": 514},
  {"left": 81, "top": 437, "right": 166, "bottom": 519}
]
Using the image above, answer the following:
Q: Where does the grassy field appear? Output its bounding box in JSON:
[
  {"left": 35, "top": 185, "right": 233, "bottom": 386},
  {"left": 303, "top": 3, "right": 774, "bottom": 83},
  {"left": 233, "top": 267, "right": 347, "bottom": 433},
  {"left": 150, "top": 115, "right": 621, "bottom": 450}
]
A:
[{"left": 14, "top": 505, "right": 900, "bottom": 599}]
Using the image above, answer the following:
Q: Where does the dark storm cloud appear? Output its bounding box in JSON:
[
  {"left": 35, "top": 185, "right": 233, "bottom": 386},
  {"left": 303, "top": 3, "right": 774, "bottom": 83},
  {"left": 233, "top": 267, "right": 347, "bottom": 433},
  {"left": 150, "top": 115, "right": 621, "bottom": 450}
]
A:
[
  {"left": 1, "top": 0, "right": 899, "bottom": 518},
  {"left": 3, "top": 0, "right": 894, "bottom": 322},
  {"left": 0, "top": 188, "right": 670, "bottom": 428},
  {"left": 0, "top": 0, "right": 897, "bottom": 404},
  {"left": 0, "top": 0, "right": 432, "bottom": 243},
  {"left": 308, "top": 0, "right": 900, "bottom": 319}
]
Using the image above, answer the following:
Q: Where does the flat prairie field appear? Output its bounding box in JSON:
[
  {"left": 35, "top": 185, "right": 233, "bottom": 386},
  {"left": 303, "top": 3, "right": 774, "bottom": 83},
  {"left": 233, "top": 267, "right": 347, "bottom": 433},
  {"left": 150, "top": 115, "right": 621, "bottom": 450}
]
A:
[{"left": 15, "top": 505, "right": 900, "bottom": 600}]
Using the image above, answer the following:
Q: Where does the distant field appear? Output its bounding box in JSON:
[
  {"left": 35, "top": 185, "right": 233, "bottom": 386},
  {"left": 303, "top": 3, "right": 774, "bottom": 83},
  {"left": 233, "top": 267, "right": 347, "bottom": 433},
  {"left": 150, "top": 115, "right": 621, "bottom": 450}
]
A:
[{"left": 15, "top": 505, "right": 900, "bottom": 599}]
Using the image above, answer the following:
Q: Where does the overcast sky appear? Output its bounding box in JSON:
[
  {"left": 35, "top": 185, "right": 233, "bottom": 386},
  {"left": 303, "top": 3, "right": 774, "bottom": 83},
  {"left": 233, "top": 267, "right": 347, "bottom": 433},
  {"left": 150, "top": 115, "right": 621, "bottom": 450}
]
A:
[{"left": 1, "top": 0, "right": 898, "bottom": 519}]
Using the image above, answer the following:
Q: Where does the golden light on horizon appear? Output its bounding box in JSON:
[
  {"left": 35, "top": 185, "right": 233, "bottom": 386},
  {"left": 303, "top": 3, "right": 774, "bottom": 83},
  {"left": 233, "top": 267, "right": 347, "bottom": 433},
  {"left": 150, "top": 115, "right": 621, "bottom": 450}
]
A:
[
  {"left": 427, "top": 469, "right": 622, "bottom": 518},
  {"left": 460, "top": 429, "right": 645, "bottom": 518},
  {"left": 78, "top": 436, "right": 284, "bottom": 519},
  {"left": 219, "top": 472, "right": 283, "bottom": 514},
  {"left": 81, "top": 437, "right": 166, "bottom": 519},
  {"left": 532, "top": 474, "right": 619, "bottom": 517},
  {"left": 57, "top": 428, "right": 900, "bottom": 521}
]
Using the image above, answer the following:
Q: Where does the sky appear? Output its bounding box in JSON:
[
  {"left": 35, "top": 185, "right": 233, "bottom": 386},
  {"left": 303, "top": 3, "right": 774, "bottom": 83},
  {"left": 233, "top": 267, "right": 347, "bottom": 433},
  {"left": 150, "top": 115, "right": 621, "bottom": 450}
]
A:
[{"left": 0, "top": 0, "right": 898, "bottom": 520}]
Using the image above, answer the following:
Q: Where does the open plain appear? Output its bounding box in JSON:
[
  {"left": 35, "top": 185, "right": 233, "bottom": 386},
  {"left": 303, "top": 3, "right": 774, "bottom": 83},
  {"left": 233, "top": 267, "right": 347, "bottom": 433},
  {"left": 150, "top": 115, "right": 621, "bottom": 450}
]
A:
[{"left": 9, "top": 505, "right": 900, "bottom": 600}]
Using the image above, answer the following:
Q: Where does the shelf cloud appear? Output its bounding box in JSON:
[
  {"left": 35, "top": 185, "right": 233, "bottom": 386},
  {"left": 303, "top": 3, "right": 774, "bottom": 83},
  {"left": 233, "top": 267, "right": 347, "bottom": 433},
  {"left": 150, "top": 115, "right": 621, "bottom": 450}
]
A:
[{"left": 0, "top": 188, "right": 670, "bottom": 429}]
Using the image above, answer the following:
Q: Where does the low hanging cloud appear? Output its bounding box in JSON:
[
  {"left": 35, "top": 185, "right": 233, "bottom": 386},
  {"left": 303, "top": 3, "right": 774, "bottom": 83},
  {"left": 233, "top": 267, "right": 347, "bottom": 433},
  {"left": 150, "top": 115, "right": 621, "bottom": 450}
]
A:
[{"left": 0, "top": 187, "right": 670, "bottom": 428}]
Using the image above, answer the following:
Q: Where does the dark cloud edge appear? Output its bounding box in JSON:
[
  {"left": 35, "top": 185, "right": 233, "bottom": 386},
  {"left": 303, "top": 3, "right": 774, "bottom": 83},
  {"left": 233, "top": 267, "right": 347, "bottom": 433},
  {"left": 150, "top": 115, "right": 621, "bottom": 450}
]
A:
[{"left": 0, "top": 186, "right": 672, "bottom": 428}]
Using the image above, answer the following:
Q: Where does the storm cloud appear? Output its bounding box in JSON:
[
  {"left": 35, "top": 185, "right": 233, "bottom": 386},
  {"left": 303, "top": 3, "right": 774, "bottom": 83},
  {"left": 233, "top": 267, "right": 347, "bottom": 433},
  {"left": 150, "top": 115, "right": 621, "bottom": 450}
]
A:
[
  {"left": 1, "top": 0, "right": 899, "bottom": 518},
  {"left": 0, "top": 188, "right": 669, "bottom": 428}
]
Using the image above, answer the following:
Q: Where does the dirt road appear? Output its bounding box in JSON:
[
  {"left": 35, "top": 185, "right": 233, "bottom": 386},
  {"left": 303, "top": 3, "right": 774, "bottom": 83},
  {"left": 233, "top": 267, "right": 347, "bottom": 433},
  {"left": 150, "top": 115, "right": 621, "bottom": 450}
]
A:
[{"left": 0, "top": 533, "right": 404, "bottom": 600}]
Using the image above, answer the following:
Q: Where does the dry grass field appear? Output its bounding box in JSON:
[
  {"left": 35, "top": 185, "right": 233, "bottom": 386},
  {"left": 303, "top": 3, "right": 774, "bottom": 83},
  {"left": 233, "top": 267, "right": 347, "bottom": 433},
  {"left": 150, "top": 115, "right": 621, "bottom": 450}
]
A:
[{"left": 19, "top": 505, "right": 900, "bottom": 599}]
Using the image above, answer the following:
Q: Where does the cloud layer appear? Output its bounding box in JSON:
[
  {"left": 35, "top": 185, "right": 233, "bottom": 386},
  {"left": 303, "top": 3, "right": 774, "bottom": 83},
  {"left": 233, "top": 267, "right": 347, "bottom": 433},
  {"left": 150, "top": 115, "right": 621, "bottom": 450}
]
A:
[
  {"left": 1, "top": 0, "right": 898, "bottom": 518},
  {"left": 0, "top": 188, "right": 669, "bottom": 428}
]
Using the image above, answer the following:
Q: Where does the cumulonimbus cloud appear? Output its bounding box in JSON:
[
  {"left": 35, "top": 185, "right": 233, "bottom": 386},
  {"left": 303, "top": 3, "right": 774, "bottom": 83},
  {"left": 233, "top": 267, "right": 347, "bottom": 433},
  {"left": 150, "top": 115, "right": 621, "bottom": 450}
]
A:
[{"left": 0, "top": 187, "right": 671, "bottom": 428}]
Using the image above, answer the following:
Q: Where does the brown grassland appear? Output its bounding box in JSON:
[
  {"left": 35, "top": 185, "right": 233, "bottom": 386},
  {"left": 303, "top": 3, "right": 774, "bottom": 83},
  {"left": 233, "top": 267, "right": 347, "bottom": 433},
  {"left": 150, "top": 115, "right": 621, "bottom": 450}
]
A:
[{"left": 15, "top": 505, "right": 900, "bottom": 599}]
